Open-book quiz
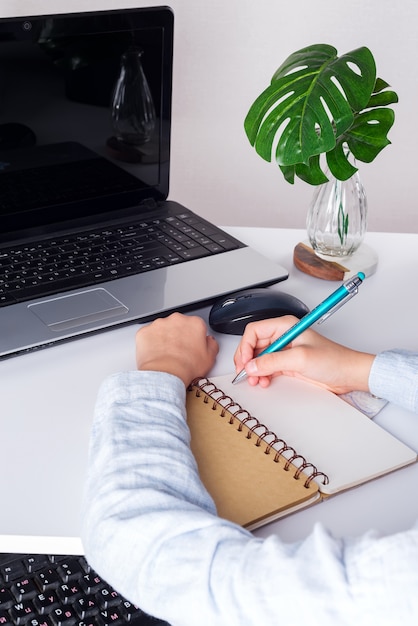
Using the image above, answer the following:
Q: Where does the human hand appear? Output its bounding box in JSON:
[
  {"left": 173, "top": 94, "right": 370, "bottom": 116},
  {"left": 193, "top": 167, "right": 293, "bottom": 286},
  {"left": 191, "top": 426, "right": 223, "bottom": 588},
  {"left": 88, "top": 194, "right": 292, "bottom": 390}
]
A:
[
  {"left": 233, "top": 315, "right": 375, "bottom": 394},
  {"left": 136, "top": 313, "right": 219, "bottom": 387}
]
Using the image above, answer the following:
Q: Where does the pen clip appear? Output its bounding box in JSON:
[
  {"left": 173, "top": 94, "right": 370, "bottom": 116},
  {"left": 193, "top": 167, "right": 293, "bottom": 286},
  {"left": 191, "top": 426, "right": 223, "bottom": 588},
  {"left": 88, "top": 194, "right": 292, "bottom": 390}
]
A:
[{"left": 317, "top": 290, "right": 357, "bottom": 324}]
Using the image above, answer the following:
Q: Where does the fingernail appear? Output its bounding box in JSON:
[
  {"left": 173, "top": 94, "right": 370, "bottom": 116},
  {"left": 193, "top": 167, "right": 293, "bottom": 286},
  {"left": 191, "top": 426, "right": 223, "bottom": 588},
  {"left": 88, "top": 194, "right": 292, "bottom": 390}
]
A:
[{"left": 246, "top": 359, "right": 258, "bottom": 374}]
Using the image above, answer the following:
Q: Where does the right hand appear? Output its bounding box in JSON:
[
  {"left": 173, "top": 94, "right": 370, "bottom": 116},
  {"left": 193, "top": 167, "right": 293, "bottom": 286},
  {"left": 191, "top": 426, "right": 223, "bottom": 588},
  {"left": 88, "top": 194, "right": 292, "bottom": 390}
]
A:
[
  {"left": 136, "top": 313, "right": 219, "bottom": 387},
  {"left": 233, "top": 315, "right": 375, "bottom": 394}
]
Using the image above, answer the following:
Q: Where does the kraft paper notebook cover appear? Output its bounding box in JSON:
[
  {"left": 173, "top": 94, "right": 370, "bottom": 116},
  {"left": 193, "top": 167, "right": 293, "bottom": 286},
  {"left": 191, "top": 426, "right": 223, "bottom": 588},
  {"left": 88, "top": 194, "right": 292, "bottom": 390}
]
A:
[{"left": 186, "top": 375, "right": 417, "bottom": 531}]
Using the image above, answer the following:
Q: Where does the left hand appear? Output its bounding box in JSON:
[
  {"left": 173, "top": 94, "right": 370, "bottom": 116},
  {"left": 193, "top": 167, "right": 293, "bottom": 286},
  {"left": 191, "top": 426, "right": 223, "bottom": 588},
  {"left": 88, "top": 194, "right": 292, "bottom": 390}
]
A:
[{"left": 136, "top": 313, "right": 219, "bottom": 386}]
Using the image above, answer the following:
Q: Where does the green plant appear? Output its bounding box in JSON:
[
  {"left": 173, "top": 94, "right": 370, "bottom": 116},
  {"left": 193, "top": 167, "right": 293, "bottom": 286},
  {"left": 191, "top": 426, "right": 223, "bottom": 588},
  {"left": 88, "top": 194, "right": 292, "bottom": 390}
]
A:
[{"left": 244, "top": 44, "right": 398, "bottom": 185}]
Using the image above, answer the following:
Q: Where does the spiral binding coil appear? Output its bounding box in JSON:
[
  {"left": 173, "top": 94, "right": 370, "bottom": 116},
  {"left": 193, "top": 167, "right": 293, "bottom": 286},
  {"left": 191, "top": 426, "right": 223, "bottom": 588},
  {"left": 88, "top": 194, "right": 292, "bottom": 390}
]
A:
[{"left": 190, "top": 377, "right": 329, "bottom": 488}]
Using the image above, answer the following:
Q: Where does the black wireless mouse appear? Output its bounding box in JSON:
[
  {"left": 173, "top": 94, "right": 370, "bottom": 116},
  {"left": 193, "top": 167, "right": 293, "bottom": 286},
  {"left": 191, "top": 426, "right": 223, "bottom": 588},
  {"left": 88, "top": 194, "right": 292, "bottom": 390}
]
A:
[
  {"left": 209, "top": 288, "right": 310, "bottom": 335},
  {"left": 0, "top": 122, "right": 37, "bottom": 150}
]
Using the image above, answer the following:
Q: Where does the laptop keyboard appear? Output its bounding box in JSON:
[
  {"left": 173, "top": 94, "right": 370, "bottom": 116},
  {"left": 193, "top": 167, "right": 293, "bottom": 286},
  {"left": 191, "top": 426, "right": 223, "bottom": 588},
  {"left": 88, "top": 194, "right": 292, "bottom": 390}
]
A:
[
  {"left": 0, "top": 211, "right": 242, "bottom": 307},
  {"left": 0, "top": 552, "right": 170, "bottom": 625}
]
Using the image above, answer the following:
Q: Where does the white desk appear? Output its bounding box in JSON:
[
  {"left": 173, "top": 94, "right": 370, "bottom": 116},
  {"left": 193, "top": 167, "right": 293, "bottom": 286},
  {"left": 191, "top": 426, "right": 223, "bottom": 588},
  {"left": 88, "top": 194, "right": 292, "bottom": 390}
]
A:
[{"left": 1, "top": 227, "right": 418, "bottom": 554}]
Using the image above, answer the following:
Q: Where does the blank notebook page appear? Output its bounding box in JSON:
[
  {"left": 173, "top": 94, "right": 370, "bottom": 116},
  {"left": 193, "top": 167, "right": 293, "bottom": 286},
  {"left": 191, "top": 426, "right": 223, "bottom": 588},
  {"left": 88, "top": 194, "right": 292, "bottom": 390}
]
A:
[{"left": 200, "top": 374, "right": 417, "bottom": 497}]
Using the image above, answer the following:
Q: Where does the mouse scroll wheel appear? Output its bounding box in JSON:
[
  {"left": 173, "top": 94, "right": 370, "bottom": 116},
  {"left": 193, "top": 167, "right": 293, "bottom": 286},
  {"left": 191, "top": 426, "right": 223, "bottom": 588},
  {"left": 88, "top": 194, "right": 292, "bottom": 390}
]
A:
[{"left": 221, "top": 298, "right": 237, "bottom": 307}]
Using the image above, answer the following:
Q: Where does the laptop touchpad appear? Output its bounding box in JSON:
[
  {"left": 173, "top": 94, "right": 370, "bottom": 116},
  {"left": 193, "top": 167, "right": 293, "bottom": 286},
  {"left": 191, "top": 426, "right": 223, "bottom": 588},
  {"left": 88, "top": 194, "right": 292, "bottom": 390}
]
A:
[{"left": 28, "top": 288, "right": 129, "bottom": 332}]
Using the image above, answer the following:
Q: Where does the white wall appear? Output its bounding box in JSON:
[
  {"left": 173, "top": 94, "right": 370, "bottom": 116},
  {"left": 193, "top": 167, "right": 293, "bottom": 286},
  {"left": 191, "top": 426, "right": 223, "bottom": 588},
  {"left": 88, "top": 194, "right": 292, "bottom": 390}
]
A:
[{"left": 2, "top": 0, "right": 417, "bottom": 233}]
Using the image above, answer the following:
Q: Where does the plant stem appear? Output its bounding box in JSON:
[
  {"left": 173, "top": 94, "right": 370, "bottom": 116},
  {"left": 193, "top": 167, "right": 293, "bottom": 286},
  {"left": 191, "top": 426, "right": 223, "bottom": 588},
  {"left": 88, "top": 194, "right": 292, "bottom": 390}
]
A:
[{"left": 337, "top": 202, "right": 349, "bottom": 246}]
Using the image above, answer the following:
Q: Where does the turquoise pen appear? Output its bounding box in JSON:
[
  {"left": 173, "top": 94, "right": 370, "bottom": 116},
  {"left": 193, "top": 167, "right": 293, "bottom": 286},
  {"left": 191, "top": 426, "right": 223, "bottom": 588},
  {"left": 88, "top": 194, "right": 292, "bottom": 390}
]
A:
[{"left": 232, "top": 271, "right": 365, "bottom": 384}]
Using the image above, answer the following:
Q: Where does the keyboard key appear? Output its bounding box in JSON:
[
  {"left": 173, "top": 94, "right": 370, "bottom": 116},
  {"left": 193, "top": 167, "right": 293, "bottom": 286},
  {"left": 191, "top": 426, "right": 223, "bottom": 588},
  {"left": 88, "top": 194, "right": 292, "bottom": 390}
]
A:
[
  {"left": 56, "top": 582, "right": 83, "bottom": 604},
  {"left": 0, "top": 552, "right": 170, "bottom": 626},
  {"left": 80, "top": 572, "right": 104, "bottom": 595},
  {"left": 0, "top": 559, "right": 26, "bottom": 583},
  {"left": 23, "top": 555, "right": 50, "bottom": 574},
  {"left": 57, "top": 559, "right": 86, "bottom": 583},
  {"left": 121, "top": 600, "right": 144, "bottom": 622},
  {"left": 11, "top": 578, "right": 39, "bottom": 601},
  {"left": 98, "top": 606, "right": 126, "bottom": 626},
  {"left": 33, "top": 590, "right": 60, "bottom": 614},
  {"left": 73, "top": 594, "right": 100, "bottom": 619},
  {"left": 9, "top": 599, "right": 37, "bottom": 623},
  {"left": 49, "top": 604, "right": 79, "bottom": 625},
  {"left": 97, "top": 586, "right": 122, "bottom": 609},
  {"left": 0, "top": 609, "right": 13, "bottom": 624},
  {"left": 36, "top": 569, "right": 61, "bottom": 592},
  {"left": 0, "top": 587, "right": 14, "bottom": 610},
  {"left": 0, "top": 210, "right": 241, "bottom": 308}
]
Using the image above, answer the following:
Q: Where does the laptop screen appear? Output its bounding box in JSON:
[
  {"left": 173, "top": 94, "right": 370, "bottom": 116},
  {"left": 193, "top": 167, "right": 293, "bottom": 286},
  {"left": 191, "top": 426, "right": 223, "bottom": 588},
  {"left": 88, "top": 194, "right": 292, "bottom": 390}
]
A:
[{"left": 0, "top": 7, "right": 173, "bottom": 241}]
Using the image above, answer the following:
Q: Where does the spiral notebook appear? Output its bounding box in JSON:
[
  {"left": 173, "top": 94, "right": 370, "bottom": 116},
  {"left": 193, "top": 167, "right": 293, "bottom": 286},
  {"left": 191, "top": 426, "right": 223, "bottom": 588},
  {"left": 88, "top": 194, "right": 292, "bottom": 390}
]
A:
[{"left": 186, "top": 375, "right": 417, "bottom": 530}]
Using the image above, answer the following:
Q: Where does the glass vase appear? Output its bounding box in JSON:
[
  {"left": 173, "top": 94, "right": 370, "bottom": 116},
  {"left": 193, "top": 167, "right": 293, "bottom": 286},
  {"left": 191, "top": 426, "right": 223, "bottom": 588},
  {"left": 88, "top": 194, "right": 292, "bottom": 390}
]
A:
[
  {"left": 111, "top": 46, "right": 156, "bottom": 146},
  {"left": 306, "top": 166, "right": 367, "bottom": 257}
]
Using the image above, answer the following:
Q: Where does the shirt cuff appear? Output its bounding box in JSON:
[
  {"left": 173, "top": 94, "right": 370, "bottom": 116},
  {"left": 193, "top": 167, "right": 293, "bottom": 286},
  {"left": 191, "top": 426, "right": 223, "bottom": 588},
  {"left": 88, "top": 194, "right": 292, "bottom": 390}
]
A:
[{"left": 369, "top": 350, "right": 418, "bottom": 414}]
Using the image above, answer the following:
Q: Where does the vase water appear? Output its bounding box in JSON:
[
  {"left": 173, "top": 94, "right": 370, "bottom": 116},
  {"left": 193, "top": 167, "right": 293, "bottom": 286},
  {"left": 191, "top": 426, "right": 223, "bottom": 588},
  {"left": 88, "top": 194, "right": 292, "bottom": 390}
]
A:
[{"left": 306, "top": 167, "right": 367, "bottom": 258}]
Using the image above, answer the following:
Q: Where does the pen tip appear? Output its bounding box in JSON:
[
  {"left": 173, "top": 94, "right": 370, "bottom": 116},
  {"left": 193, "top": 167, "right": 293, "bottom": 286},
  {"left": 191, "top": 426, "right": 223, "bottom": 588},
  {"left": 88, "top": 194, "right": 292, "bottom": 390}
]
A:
[
  {"left": 232, "top": 369, "right": 247, "bottom": 385},
  {"left": 358, "top": 271, "right": 365, "bottom": 281}
]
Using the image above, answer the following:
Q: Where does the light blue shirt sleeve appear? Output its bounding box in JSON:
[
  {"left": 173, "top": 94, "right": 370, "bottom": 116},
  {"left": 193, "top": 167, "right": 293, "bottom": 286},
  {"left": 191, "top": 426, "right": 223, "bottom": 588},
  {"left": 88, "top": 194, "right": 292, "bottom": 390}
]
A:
[
  {"left": 369, "top": 349, "right": 418, "bottom": 413},
  {"left": 82, "top": 370, "right": 418, "bottom": 626}
]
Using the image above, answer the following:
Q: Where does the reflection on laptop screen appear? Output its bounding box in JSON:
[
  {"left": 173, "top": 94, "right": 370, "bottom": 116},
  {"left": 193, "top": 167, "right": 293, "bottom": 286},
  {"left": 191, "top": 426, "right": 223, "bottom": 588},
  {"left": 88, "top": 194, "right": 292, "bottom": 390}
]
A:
[{"left": 0, "top": 8, "right": 172, "bottom": 239}]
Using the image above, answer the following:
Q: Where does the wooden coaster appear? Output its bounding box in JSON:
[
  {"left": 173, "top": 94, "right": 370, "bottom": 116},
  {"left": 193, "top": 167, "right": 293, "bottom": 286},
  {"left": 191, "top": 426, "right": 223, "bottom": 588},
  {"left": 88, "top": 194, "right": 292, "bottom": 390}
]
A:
[{"left": 293, "top": 241, "right": 378, "bottom": 280}]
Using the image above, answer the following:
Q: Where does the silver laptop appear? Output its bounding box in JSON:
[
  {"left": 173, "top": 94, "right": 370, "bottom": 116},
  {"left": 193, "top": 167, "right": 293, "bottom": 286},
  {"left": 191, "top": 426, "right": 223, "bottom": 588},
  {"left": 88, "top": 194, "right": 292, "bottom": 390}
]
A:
[{"left": 0, "top": 7, "right": 288, "bottom": 359}]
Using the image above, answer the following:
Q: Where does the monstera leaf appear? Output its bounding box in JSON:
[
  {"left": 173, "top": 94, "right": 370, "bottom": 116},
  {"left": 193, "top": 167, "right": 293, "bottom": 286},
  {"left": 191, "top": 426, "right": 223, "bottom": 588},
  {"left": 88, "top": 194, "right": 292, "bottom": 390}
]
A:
[{"left": 244, "top": 44, "right": 398, "bottom": 184}]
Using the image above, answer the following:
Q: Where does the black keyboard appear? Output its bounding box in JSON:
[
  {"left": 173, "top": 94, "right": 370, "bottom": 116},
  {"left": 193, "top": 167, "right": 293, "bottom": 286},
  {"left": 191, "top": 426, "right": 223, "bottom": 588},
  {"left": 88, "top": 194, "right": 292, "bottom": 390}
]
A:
[
  {"left": 0, "top": 211, "right": 242, "bottom": 307},
  {"left": 0, "top": 552, "right": 170, "bottom": 625}
]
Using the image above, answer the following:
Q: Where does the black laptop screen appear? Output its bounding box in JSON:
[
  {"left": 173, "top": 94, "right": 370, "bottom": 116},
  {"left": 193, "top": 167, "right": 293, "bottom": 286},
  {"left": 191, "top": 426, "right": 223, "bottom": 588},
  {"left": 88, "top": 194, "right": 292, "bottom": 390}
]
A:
[{"left": 0, "top": 7, "right": 173, "bottom": 240}]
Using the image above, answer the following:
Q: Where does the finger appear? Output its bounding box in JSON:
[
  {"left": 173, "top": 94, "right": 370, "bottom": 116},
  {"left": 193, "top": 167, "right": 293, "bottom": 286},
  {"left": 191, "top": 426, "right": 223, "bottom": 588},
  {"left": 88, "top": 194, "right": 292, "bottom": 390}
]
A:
[
  {"left": 244, "top": 315, "right": 299, "bottom": 342},
  {"left": 233, "top": 326, "right": 273, "bottom": 369},
  {"left": 207, "top": 334, "right": 220, "bottom": 358},
  {"left": 234, "top": 316, "right": 300, "bottom": 368},
  {"left": 245, "top": 351, "right": 299, "bottom": 379},
  {"left": 233, "top": 340, "right": 254, "bottom": 370}
]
